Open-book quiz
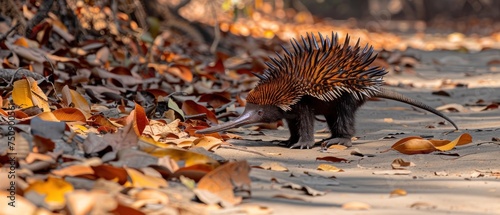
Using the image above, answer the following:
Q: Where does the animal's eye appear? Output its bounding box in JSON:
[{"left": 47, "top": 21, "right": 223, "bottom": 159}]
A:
[{"left": 258, "top": 110, "right": 263, "bottom": 116}]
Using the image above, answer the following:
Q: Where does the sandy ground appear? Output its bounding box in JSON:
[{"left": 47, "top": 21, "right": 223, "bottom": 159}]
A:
[{"left": 213, "top": 49, "right": 500, "bottom": 214}]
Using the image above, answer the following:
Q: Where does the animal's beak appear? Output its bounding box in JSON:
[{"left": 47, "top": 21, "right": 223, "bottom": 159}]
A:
[{"left": 195, "top": 110, "right": 260, "bottom": 134}]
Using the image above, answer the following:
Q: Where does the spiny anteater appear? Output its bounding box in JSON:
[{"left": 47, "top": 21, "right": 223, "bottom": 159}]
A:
[{"left": 196, "top": 32, "right": 458, "bottom": 149}]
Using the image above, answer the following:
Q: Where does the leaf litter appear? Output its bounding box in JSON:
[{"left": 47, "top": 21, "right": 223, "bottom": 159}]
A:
[{"left": 0, "top": 1, "right": 499, "bottom": 214}]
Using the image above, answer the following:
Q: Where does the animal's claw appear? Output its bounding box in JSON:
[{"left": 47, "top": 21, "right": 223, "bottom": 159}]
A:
[
  {"left": 321, "top": 137, "right": 352, "bottom": 150},
  {"left": 289, "top": 141, "right": 314, "bottom": 149}
]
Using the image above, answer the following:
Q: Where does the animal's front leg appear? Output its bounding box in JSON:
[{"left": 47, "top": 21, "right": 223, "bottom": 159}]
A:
[
  {"left": 278, "top": 118, "right": 300, "bottom": 146},
  {"left": 289, "top": 104, "right": 315, "bottom": 149}
]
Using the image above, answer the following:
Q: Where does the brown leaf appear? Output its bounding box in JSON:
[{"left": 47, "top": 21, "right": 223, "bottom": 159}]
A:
[
  {"left": 193, "top": 136, "right": 224, "bottom": 151},
  {"left": 316, "top": 156, "right": 349, "bottom": 163},
  {"left": 166, "top": 64, "right": 193, "bottom": 82},
  {"left": 33, "top": 135, "right": 55, "bottom": 153},
  {"left": 171, "top": 164, "right": 214, "bottom": 181},
  {"left": 391, "top": 158, "right": 415, "bottom": 169},
  {"left": 198, "top": 93, "right": 231, "bottom": 109},
  {"left": 133, "top": 103, "right": 149, "bottom": 136},
  {"left": 391, "top": 136, "right": 437, "bottom": 155},
  {"left": 92, "top": 165, "right": 128, "bottom": 185},
  {"left": 61, "top": 85, "right": 91, "bottom": 115},
  {"left": 196, "top": 160, "right": 251, "bottom": 207},
  {"left": 432, "top": 90, "right": 451, "bottom": 97},
  {"left": 182, "top": 100, "right": 218, "bottom": 124}
]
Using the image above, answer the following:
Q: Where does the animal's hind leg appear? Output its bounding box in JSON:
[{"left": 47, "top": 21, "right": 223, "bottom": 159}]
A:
[
  {"left": 323, "top": 99, "right": 358, "bottom": 147},
  {"left": 323, "top": 114, "right": 354, "bottom": 147}
]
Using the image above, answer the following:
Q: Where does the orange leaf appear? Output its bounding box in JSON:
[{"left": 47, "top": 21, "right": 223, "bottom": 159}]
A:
[
  {"left": 125, "top": 168, "right": 168, "bottom": 189},
  {"left": 391, "top": 136, "right": 437, "bottom": 155},
  {"left": 52, "top": 165, "right": 94, "bottom": 177},
  {"left": 12, "top": 77, "right": 49, "bottom": 111},
  {"left": 167, "top": 64, "right": 193, "bottom": 82},
  {"left": 52, "top": 107, "right": 87, "bottom": 122},
  {"left": 432, "top": 133, "right": 473, "bottom": 151},
  {"left": 133, "top": 103, "right": 149, "bottom": 136}
]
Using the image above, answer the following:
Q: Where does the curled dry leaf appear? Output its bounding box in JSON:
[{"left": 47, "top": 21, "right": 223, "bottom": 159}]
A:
[
  {"left": 391, "top": 133, "right": 473, "bottom": 155},
  {"left": 434, "top": 171, "right": 448, "bottom": 176},
  {"left": 391, "top": 136, "right": 436, "bottom": 155},
  {"left": 316, "top": 156, "right": 349, "bottom": 163},
  {"left": 172, "top": 163, "right": 215, "bottom": 181},
  {"left": 52, "top": 107, "right": 87, "bottom": 122},
  {"left": 61, "top": 85, "right": 91, "bottom": 115},
  {"left": 317, "top": 164, "right": 344, "bottom": 172},
  {"left": 259, "top": 162, "right": 289, "bottom": 172},
  {"left": 342, "top": 201, "right": 371, "bottom": 210},
  {"left": 196, "top": 160, "right": 251, "bottom": 207},
  {"left": 391, "top": 158, "right": 415, "bottom": 169},
  {"left": 272, "top": 194, "right": 307, "bottom": 202},
  {"left": 51, "top": 165, "right": 94, "bottom": 177},
  {"left": 193, "top": 136, "right": 224, "bottom": 151},
  {"left": 282, "top": 182, "right": 326, "bottom": 196},
  {"left": 149, "top": 147, "right": 220, "bottom": 169},
  {"left": 91, "top": 165, "right": 129, "bottom": 185},
  {"left": 390, "top": 188, "right": 407, "bottom": 197},
  {"left": 182, "top": 100, "right": 218, "bottom": 124},
  {"left": 133, "top": 103, "right": 149, "bottom": 136},
  {"left": 327, "top": 145, "right": 347, "bottom": 150},
  {"left": 125, "top": 168, "right": 168, "bottom": 189},
  {"left": 12, "top": 77, "right": 50, "bottom": 112}
]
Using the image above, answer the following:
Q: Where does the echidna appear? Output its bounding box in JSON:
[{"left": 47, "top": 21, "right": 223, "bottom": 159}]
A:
[{"left": 196, "top": 32, "right": 458, "bottom": 149}]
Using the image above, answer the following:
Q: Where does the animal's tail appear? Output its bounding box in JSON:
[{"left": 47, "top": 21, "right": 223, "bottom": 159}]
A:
[{"left": 376, "top": 88, "right": 458, "bottom": 130}]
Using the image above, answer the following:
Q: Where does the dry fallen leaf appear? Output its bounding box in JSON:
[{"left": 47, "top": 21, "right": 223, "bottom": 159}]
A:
[
  {"left": 391, "top": 158, "right": 415, "bottom": 169},
  {"left": 196, "top": 160, "right": 251, "bottom": 207},
  {"left": 259, "top": 162, "right": 289, "bottom": 172},
  {"left": 342, "top": 201, "right": 371, "bottom": 210},
  {"left": 391, "top": 133, "right": 473, "bottom": 155},
  {"left": 390, "top": 188, "right": 407, "bottom": 197},
  {"left": 316, "top": 156, "right": 349, "bottom": 163},
  {"left": 12, "top": 77, "right": 50, "bottom": 112},
  {"left": 317, "top": 164, "right": 344, "bottom": 172},
  {"left": 24, "top": 176, "right": 74, "bottom": 210},
  {"left": 125, "top": 168, "right": 168, "bottom": 189}
]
